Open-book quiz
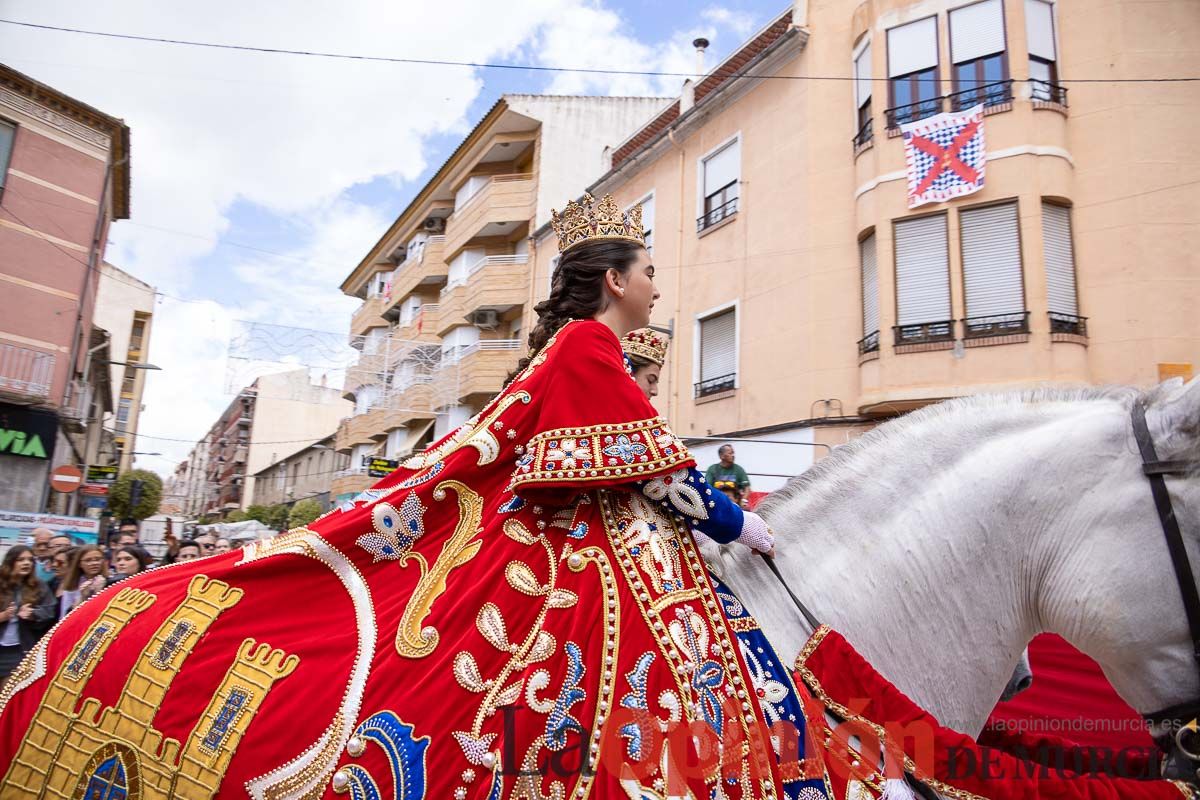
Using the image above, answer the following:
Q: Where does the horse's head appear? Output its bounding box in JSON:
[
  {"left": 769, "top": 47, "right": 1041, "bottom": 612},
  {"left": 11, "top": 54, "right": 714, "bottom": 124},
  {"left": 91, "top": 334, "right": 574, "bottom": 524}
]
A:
[{"left": 1041, "top": 378, "right": 1200, "bottom": 736}]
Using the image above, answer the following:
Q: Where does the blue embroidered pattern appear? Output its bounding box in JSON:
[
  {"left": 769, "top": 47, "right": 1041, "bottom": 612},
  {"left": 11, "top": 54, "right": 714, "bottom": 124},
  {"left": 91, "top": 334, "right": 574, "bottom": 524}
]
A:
[
  {"left": 545, "top": 641, "right": 587, "bottom": 751},
  {"left": 619, "top": 652, "right": 655, "bottom": 758},
  {"left": 602, "top": 434, "right": 648, "bottom": 464},
  {"left": 66, "top": 624, "right": 111, "bottom": 679},
  {"left": 497, "top": 495, "right": 526, "bottom": 514},
  {"left": 82, "top": 754, "right": 129, "bottom": 800},
  {"left": 338, "top": 712, "right": 431, "bottom": 800},
  {"left": 201, "top": 688, "right": 250, "bottom": 753},
  {"left": 710, "top": 573, "right": 831, "bottom": 800},
  {"left": 150, "top": 620, "right": 193, "bottom": 669}
]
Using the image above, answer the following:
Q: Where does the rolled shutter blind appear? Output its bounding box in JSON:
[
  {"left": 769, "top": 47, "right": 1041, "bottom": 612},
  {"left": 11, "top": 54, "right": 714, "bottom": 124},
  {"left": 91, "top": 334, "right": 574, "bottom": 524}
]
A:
[
  {"left": 950, "top": 0, "right": 1006, "bottom": 63},
  {"left": 703, "top": 142, "right": 740, "bottom": 197},
  {"left": 894, "top": 215, "right": 950, "bottom": 325},
  {"left": 861, "top": 233, "right": 879, "bottom": 334},
  {"left": 888, "top": 17, "right": 938, "bottom": 77},
  {"left": 700, "top": 311, "right": 737, "bottom": 381},
  {"left": 961, "top": 202, "right": 1024, "bottom": 317},
  {"left": 1042, "top": 203, "right": 1079, "bottom": 315},
  {"left": 1025, "top": 0, "right": 1057, "bottom": 61},
  {"left": 855, "top": 43, "right": 873, "bottom": 107}
]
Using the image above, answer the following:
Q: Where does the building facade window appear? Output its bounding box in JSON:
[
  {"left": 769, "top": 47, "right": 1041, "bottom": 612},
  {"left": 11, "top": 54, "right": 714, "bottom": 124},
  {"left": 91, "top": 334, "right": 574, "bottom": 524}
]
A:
[
  {"left": 959, "top": 201, "right": 1028, "bottom": 338},
  {"left": 887, "top": 17, "right": 941, "bottom": 128},
  {"left": 1042, "top": 202, "right": 1085, "bottom": 336},
  {"left": 0, "top": 119, "right": 14, "bottom": 199},
  {"left": 853, "top": 41, "right": 874, "bottom": 149},
  {"left": 1026, "top": 0, "right": 1062, "bottom": 103},
  {"left": 949, "top": 0, "right": 1011, "bottom": 110},
  {"left": 440, "top": 325, "right": 480, "bottom": 365},
  {"left": 454, "top": 175, "right": 489, "bottom": 209},
  {"left": 633, "top": 192, "right": 655, "bottom": 252},
  {"left": 698, "top": 138, "right": 740, "bottom": 232},
  {"left": 893, "top": 214, "right": 953, "bottom": 346},
  {"left": 859, "top": 233, "right": 880, "bottom": 355},
  {"left": 695, "top": 306, "right": 737, "bottom": 398}
]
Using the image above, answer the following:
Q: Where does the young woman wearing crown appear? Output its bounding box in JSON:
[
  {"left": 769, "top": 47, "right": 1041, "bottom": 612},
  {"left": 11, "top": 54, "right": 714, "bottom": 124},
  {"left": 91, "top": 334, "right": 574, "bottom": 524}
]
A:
[{"left": 0, "top": 194, "right": 785, "bottom": 800}]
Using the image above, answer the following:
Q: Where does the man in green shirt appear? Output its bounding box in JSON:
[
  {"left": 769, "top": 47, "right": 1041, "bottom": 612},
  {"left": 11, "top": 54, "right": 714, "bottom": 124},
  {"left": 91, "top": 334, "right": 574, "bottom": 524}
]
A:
[{"left": 705, "top": 444, "right": 751, "bottom": 508}]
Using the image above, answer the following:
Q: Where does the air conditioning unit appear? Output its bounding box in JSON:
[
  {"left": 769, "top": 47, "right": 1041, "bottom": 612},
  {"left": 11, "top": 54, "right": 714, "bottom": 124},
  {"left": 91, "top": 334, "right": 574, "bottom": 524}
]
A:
[
  {"left": 470, "top": 309, "right": 500, "bottom": 330},
  {"left": 422, "top": 216, "right": 446, "bottom": 233}
]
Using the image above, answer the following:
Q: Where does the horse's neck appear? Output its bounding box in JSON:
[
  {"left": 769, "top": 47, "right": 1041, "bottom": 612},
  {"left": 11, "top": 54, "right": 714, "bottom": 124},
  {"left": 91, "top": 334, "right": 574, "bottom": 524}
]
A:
[{"left": 736, "top": 403, "right": 1100, "bottom": 735}]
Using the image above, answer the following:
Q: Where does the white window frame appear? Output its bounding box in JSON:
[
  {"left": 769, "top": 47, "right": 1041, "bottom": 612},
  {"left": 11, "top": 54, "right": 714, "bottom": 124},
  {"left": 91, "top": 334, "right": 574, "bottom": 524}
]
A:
[
  {"left": 695, "top": 132, "right": 742, "bottom": 222},
  {"left": 692, "top": 299, "right": 741, "bottom": 391},
  {"left": 852, "top": 35, "right": 873, "bottom": 128}
]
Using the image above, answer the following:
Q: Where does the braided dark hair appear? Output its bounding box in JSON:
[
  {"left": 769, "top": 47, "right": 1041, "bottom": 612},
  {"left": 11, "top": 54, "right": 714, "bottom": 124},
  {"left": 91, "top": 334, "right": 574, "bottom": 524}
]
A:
[{"left": 511, "top": 240, "right": 644, "bottom": 376}]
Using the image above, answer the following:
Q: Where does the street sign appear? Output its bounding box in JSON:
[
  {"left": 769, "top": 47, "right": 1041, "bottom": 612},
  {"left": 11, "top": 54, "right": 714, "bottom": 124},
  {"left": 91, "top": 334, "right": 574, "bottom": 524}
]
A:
[
  {"left": 366, "top": 457, "right": 399, "bottom": 478},
  {"left": 81, "top": 483, "right": 110, "bottom": 497},
  {"left": 50, "top": 464, "right": 84, "bottom": 493},
  {"left": 86, "top": 465, "right": 118, "bottom": 483}
]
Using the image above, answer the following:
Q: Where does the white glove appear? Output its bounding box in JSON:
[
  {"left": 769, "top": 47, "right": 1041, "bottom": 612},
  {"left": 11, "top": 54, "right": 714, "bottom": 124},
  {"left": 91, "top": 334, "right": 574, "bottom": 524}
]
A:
[{"left": 738, "top": 510, "right": 775, "bottom": 554}]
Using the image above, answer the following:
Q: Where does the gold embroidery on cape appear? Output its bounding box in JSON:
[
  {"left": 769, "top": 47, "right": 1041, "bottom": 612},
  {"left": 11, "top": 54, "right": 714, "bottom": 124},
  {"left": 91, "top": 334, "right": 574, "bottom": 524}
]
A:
[
  {"left": 395, "top": 480, "right": 486, "bottom": 659},
  {"left": 400, "top": 391, "right": 531, "bottom": 471},
  {"left": 1, "top": 578, "right": 299, "bottom": 800},
  {"left": 511, "top": 418, "right": 691, "bottom": 491}
]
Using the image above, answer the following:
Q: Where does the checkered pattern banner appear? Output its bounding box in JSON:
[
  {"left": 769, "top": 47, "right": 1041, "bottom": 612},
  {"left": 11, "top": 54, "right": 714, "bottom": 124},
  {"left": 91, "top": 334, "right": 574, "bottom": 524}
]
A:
[{"left": 902, "top": 104, "right": 986, "bottom": 208}]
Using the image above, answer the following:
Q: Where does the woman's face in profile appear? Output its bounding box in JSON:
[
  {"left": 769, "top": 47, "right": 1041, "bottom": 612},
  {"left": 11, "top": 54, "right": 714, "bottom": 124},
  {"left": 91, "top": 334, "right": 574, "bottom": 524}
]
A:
[
  {"left": 614, "top": 248, "right": 658, "bottom": 330},
  {"left": 634, "top": 363, "right": 661, "bottom": 400}
]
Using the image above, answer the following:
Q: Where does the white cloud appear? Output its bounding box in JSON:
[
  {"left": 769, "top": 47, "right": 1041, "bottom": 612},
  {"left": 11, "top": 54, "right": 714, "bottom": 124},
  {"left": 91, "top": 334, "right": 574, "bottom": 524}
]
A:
[{"left": 0, "top": 1, "right": 768, "bottom": 477}]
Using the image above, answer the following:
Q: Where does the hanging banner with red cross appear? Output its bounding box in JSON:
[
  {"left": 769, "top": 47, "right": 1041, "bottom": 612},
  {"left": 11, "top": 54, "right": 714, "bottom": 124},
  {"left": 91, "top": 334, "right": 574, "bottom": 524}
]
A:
[{"left": 902, "top": 104, "right": 986, "bottom": 208}]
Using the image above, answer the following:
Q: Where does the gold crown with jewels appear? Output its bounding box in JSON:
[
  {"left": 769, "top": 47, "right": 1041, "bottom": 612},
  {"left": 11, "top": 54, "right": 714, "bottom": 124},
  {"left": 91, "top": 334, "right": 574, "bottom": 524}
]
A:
[
  {"left": 551, "top": 193, "right": 645, "bottom": 254},
  {"left": 621, "top": 328, "right": 669, "bottom": 366}
]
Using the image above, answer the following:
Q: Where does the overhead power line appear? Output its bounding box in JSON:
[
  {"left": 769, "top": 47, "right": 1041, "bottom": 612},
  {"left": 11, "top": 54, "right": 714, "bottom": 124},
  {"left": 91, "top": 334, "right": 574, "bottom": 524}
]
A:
[{"left": 2, "top": 18, "right": 1197, "bottom": 84}]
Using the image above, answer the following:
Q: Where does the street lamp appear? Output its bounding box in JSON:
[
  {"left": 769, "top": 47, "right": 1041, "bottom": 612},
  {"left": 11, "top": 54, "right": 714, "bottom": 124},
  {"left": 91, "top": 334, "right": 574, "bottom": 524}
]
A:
[{"left": 103, "top": 360, "right": 162, "bottom": 370}]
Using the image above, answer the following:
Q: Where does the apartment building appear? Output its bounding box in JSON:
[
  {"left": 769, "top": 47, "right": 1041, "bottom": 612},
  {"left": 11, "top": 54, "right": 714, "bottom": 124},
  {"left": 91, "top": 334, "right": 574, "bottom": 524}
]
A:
[
  {"left": 531, "top": 0, "right": 1199, "bottom": 489},
  {"left": 93, "top": 262, "right": 155, "bottom": 472},
  {"left": 250, "top": 434, "right": 348, "bottom": 512},
  {"left": 332, "top": 93, "right": 669, "bottom": 504},
  {"left": 0, "top": 64, "right": 131, "bottom": 512}
]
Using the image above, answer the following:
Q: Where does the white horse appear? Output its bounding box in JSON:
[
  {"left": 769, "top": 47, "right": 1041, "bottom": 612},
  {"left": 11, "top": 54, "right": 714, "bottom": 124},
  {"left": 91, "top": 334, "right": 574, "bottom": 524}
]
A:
[{"left": 703, "top": 380, "right": 1200, "bottom": 740}]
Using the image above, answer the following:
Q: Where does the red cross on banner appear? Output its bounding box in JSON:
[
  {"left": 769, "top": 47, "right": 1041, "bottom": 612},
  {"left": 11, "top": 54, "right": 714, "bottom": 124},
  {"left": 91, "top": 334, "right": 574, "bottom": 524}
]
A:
[{"left": 902, "top": 104, "right": 987, "bottom": 208}]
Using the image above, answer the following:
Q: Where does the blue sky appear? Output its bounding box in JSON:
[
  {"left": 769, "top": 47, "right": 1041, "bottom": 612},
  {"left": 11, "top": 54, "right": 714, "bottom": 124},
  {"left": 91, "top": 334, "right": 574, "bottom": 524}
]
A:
[{"left": 0, "top": 0, "right": 788, "bottom": 472}]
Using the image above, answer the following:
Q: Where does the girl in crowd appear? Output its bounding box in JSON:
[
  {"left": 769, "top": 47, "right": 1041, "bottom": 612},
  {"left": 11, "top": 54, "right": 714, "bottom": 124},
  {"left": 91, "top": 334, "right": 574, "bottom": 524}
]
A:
[
  {"left": 0, "top": 546, "right": 55, "bottom": 681},
  {"left": 57, "top": 545, "right": 108, "bottom": 619},
  {"left": 111, "top": 546, "right": 154, "bottom": 582}
]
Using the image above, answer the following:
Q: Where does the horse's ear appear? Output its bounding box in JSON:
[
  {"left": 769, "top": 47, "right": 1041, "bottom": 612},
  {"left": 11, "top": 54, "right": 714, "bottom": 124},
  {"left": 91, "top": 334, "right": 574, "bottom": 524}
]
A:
[{"left": 1148, "top": 377, "right": 1200, "bottom": 452}]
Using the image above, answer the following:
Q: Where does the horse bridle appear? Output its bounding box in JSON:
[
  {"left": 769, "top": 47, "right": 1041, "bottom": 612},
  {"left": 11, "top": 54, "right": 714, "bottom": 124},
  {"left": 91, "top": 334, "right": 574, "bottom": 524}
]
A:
[
  {"left": 760, "top": 399, "right": 1200, "bottom": 782},
  {"left": 1131, "top": 400, "right": 1200, "bottom": 778}
]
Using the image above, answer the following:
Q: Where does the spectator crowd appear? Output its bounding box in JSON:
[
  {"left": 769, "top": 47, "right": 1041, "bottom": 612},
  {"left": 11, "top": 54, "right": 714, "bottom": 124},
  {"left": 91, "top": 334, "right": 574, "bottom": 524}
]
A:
[{"left": 0, "top": 522, "right": 234, "bottom": 682}]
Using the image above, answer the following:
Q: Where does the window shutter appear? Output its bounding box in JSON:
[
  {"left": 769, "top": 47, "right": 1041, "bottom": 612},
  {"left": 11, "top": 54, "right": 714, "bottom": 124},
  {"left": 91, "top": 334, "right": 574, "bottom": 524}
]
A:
[
  {"left": 961, "top": 202, "right": 1024, "bottom": 317},
  {"left": 703, "top": 142, "right": 740, "bottom": 197},
  {"left": 699, "top": 310, "right": 737, "bottom": 382},
  {"left": 950, "top": 0, "right": 1006, "bottom": 63},
  {"left": 1025, "top": 0, "right": 1057, "bottom": 61},
  {"left": 860, "top": 233, "right": 879, "bottom": 335},
  {"left": 894, "top": 215, "right": 950, "bottom": 325},
  {"left": 888, "top": 17, "right": 938, "bottom": 77},
  {"left": 1042, "top": 203, "right": 1078, "bottom": 315},
  {"left": 855, "top": 43, "right": 873, "bottom": 107}
]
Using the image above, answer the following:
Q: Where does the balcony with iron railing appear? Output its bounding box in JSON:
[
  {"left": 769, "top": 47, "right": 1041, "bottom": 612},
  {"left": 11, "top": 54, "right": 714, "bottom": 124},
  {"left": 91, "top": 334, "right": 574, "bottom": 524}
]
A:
[
  {"left": 0, "top": 342, "right": 55, "bottom": 401},
  {"left": 443, "top": 174, "right": 535, "bottom": 258},
  {"left": 857, "top": 330, "right": 880, "bottom": 363},
  {"left": 694, "top": 373, "right": 737, "bottom": 399},
  {"left": 884, "top": 79, "right": 1059, "bottom": 137},
  {"left": 961, "top": 311, "right": 1030, "bottom": 347},
  {"left": 386, "top": 236, "right": 448, "bottom": 313},
  {"left": 892, "top": 320, "right": 955, "bottom": 352},
  {"left": 1049, "top": 311, "right": 1088, "bottom": 342}
]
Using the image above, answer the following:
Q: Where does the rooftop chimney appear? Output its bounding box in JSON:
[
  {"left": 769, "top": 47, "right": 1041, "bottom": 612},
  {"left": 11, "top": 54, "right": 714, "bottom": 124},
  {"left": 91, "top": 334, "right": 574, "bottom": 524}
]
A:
[{"left": 693, "top": 37, "right": 710, "bottom": 77}]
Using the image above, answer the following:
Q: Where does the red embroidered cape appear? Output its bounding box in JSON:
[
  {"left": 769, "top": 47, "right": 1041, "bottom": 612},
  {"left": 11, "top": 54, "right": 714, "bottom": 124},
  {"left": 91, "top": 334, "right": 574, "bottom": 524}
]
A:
[{"left": 0, "top": 320, "right": 782, "bottom": 800}]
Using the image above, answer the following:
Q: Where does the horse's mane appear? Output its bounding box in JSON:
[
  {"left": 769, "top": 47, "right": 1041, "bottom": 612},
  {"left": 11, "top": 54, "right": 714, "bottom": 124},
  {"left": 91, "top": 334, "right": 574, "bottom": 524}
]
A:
[{"left": 757, "top": 385, "right": 1152, "bottom": 518}]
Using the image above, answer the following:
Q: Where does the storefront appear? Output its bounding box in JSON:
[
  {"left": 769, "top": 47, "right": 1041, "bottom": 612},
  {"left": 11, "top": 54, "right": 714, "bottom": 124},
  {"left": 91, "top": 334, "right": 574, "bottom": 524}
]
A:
[{"left": 0, "top": 403, "right": 58, "bottom": 512}]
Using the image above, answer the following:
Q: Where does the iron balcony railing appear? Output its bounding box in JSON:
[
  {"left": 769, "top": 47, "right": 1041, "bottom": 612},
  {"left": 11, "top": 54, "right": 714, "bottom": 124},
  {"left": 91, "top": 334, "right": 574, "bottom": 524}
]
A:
[
  {"left": 0, "top": 342, "right": 55, "bottom": 399},
  {"left": 885, "top": 96, "right": 945, "bottom": 130},
  {"left": 961, "top": 311, "right": 1030, "bottom": 339},
  {"left": 857, "top": 330, "right": 880, "bottom": 355},
  {"left": 694, "top": 373, "right": 737, "bottom": 398},
  {"left": 1049, "top": 311, "right": 1088, "bottom": 337},
  {"left": 893, "top": 320, "right": 955, "bottom": 346},
  {"left": 1031, "top": 81, "right": 1069, "bottom": 107},
  {"left": 697, "top": 197, "right": 738, "bottom": 233},
  {"left": 948, "top": 79, "right": 1014, "bottom": 112},
  {"left": 852, "top": 118, "right": 873, "bottom": 152}
]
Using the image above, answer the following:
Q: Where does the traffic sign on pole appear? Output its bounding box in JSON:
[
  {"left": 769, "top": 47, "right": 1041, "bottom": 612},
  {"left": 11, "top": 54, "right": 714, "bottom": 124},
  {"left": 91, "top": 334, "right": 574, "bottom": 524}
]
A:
[{"left": 50, "top": 464, "right": 84, "bottom": 493}]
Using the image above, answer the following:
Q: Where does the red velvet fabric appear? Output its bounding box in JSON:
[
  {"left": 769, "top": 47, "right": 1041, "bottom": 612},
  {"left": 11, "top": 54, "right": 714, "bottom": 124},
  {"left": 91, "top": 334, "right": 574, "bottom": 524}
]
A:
[
  {"left": 794, "top": 627, "right": 1188, "bottom": 800},
  {"left": 0, "top": 320, "right": 779, "bottom": 799}
]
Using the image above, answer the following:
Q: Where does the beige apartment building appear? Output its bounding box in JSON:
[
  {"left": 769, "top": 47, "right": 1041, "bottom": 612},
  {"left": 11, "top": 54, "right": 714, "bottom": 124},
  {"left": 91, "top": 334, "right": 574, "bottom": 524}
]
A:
[
  {"left": 530, "top": 0, "right": 1199, "bottom": 489},
  {"left": 94, "top": 262, "right": 155, "bottom": 472},
  {"left": 332, "top": 94, "right": 668, "bottom": 503}
]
